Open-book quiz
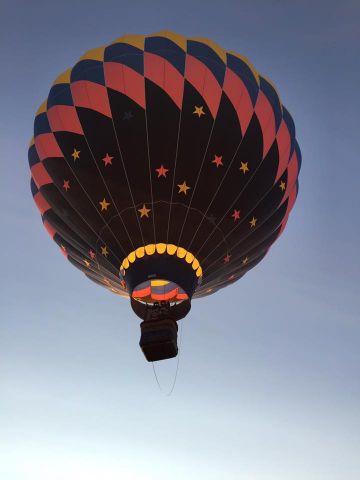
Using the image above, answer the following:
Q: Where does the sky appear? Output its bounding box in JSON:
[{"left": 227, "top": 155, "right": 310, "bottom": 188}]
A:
[{"left": 1, "top": 0, "right": 360, "bottom": 479}]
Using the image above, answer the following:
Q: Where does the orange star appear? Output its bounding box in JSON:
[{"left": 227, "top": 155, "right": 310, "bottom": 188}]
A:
[
  {"left": 71, "top": 148, "right": 80, "bottom": 160},
  {"left": 99, "top": 198, "right": 110, "bottom": 211},
  {"left": 84, "top": 259, "right": 90, "bottom": 267},
  {"left": 212, "top": 155, "right": 223, "bottom": 168},
  {"left": 102, "top": 153, "right": 113, "bottom": 166},
  {"left": 101, "top": 246, "right": 109, "bottom": 257},
  {"left": 63, "top": 180, "right": 70, "bottom": 191},
  {"left": 138, "top": 204, "right": 151, "bottom": 218},
  {"left": 249, "top": 217, "right": 257, "bottom": 228},
  {"left": 178, "top": 181, "right": 190, "bottom": 195},
  {"left": 242, "top": 257, "right": 249, "bottom": 265},
  {"left": 193, "top": 105, "right": 205, "bottom": 117},
  {"left": 155, "top": 165, "right": 169, "bottom": 178},
  {"left": 232, "top": 209, "right": 241, "bottom": 221},
  {"left": 280, "top": 180, "right": 286, "bottom": 191},
  {"left": 239, "top": 162, "right": 249, "bottom": 174}
]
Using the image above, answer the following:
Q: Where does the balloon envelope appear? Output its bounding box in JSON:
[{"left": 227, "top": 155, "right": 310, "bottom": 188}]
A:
[{"left": 29, "top": 31, "right": 301, "bottom": 308}]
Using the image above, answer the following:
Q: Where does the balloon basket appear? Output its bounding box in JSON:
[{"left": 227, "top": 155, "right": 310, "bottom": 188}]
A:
[{"left": 139, "top": 319, "right": 178, "bottom": 362}]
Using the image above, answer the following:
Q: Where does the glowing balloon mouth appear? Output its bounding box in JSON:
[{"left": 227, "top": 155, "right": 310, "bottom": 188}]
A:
[
  {"left": 120, "top": 243, "right": 203, "bottom": 278},
  {"left": 120, "top": 243, "right": 202, "bottom": 303}
]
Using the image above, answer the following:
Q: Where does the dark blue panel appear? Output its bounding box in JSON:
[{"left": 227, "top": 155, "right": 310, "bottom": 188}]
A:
[
  {"left": 47, "top": 84, "right": 73, "bottom": 108},
  {"left": 187, "top": 40, "right": 226, "bottom": 86},
  {"left": 226, "top": 53, "right": 259, "bottom": 105},
  {"left": 282, "top": 106, "right": 296, "bottom": 157},
  {"left": 282, "top": 106, "right": 295, "bottom": 139},
  {"left": 34, "top": 112, "right": 51, "bottom": 136},
  {"left": 145, "top": 36, "right": 186, "bottom": 74},
  {"left": 30, "top": 177, "right": 38, "bottom": 196},
  {"left": 294, "top": 141, "right": 302, "bottom": 172},
  {"left": 70, "top": 60, "right": 105, "bottom": 85},
  {"left": 104, "top": 43, "right": 144, "bottom": 75},
  {"left": 260, "top": 77, "right": 282, "bottom": 131},
  {"left": 28, "top": 143, "right": 40, "bottom": 168}
]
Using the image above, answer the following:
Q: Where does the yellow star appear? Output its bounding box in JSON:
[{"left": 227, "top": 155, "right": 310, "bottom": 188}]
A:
[
  {"left": 138, "top": 204, "right": 151, "bottom": 218},
  {"left": 72, "top": 148, "right": 80, "bottom": 160},
  {"left": 249, "top": 216, "right": 257, "bottom": 228},
  {"left": 99, "top": 198, "right": 110, "bottom": 211},
  {"left": 239, "top": 162, "right": 249, "bottom": 174},
  {"left": 280, "top": 180, "right": 286, "bottom": 191},
  {"left": 101, "top": 246, "right": 109, "bottom": 257},
  {"left": 193, "top": 105, "right": 205, "bottom": 117},
  {"left": 84, "top": 259, "right": 90, "bottom": 267},
  {"left": 242, "top": 257, "right": 249, "bottom": 265},
  {"left": 178, "top": 181, "right": 190, "bottom": 195}
]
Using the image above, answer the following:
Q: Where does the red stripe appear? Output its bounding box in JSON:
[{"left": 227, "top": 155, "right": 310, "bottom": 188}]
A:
[
  {"left": 35, "top": 133, "right": 63, "bottom": 161},
  {"left": 34, "top": 191, "right": 51, "bottom": 215},
  {"left": 104, "top": 62, "right": 145, "bottom": 109},
  {"left": 47, "top": 105, "right": 84, "bottom": 134},
  {"left": 31, "top": 162, "right": 53, "bottom": 188},
  {"left": 144, "top": 52, "right": 183, "bottom": 109},
  {"left": 223, "top": 67, "right": 254, "bottom": 136},
  {"left": 275, "top": 119, "right": 291, "bottom": 181},
  {"left": 254, "top": 91, "right": 276, "bottom": 158},
  {"left": 71, "top": 80, "right": 111, "bottom": 118},
  {"left": 43, "top": 219, "right": 56, "bottom": 238},
  {"left": 133, "top": 286, "right": 151, "bottom": 298},
  {"left": 176, "top": 293, "right": 188, "bottom": 300},
  {"left": 185, "top": 54, "right": 222, "bottom": 118}
]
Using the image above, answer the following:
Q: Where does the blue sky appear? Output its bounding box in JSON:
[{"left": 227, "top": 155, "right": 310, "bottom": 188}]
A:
[{"left": 1, "top": 1, "right": 359, "bottom": 479}]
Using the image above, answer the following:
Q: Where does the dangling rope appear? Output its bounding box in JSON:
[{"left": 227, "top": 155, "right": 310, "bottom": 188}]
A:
[{"left": 151, "top": 319, "right": 183, "bottom": 396}]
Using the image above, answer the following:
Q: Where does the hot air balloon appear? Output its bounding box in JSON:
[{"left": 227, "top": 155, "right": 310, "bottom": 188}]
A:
[{"left": 29, "top": 31, "right": 301, "bottom": 361}]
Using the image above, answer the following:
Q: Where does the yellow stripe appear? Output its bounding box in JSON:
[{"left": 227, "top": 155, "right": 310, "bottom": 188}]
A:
[
  {"left": 111, "top": 34, "right": 145, "bottom": 51},
  {"left": 53, "top": 68, "right": 71, "bottom": 86},
  {"left": 151, "top": 279, "right": 170, "bottom": 287},
  {"left": 80, "top": 46, "right": 105, "bottom": 61},
  {"left": 36, "top": 101, "right": 47, "bottom": 115}
]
